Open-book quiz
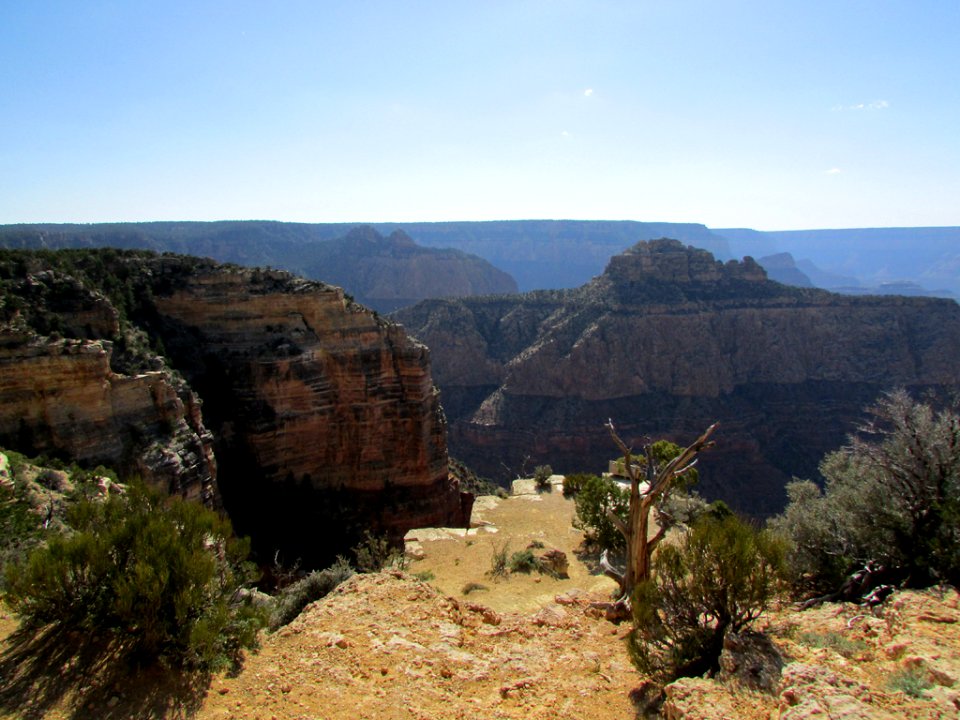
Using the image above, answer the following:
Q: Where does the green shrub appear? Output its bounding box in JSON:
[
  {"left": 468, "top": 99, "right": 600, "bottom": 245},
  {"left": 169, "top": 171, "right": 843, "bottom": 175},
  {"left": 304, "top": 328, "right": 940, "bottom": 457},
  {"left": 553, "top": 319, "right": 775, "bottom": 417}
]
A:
[
  {"left": 0, "top": 480, "right": 49, "bottom": 581},
  {"left": 2, "top": 482, "right": 265, "bottom": 670},
  {"left": 887, "top": 666, "right": 933, "bottom": 698},
  {"left": 562, "top": 472, "right": 593, "bottom": 497},
  {"left": 533, "top": 465, "right": 553, "bottom": 489},
  {"left": 629, "top": 513, "right": 785, "bottom": 681},
  {"left": 352, "top": 531, "right": 406, "bottom": 573},
  {"left": 269, "top": 557, "right": 354, "bottom": 630},
  {"left": 508, "top": 549, "right": 539, "bottom": 574},
  {"left": 797, "top": 631, "right": 869, "bottom": 658},
  {"left": 770, "top": 391, "right": 960, "bottom": 592},
  {"left": 573, "top": 474, "right": 629, "bottom": 552}
]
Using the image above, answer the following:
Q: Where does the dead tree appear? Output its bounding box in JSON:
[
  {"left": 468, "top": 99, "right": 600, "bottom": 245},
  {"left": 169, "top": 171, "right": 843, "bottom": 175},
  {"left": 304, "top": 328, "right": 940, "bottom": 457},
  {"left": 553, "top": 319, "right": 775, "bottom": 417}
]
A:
[{"left": 600, "top": 420, "right": 718, "bottom": 617}]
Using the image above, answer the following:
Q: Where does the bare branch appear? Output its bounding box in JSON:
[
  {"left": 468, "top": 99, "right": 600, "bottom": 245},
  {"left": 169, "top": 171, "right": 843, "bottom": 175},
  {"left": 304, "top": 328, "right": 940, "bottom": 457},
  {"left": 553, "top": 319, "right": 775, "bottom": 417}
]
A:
[
  {"left": 605, "top": 508, "right": 628, "bottom": 541},
  {"left": 599, "top": 549, "right": 624, "bottom": 584},
  {"left": 670, "top": 458, "right": 699, "bottom": 479},
  {"left": 606, "top": 419, "right": 632, "bottom": 458},
  {"left": 648, "top": 524, "right": 668, "bottom": 551}
]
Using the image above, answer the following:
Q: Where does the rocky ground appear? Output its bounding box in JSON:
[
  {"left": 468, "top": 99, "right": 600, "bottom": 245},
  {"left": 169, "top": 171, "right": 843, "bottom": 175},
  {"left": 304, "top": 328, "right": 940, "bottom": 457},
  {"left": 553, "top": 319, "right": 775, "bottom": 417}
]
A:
[{"left": 1, "top": 478, "right": 959, "bottom": 719}]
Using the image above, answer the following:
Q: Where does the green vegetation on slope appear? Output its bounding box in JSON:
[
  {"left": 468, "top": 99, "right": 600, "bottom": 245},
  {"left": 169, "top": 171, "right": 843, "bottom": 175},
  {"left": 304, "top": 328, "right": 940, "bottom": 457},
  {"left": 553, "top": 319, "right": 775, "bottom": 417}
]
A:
[{"left": 3, "top": 479, "right": 265, "bottom": 671}]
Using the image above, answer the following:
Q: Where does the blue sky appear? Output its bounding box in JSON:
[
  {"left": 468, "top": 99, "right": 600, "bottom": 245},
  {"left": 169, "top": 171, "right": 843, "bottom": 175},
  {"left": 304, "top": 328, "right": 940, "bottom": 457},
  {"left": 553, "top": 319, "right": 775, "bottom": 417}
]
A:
[{"left": 1, "top": 1, "right": 958, "bottom": 229}]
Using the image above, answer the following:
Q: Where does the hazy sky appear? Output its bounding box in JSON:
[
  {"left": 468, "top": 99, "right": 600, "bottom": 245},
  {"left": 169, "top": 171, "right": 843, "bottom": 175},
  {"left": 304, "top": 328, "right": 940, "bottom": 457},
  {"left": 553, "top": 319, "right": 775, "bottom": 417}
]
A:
[{"left": 2, "top": 1, "right": 958, "bottom": 229}]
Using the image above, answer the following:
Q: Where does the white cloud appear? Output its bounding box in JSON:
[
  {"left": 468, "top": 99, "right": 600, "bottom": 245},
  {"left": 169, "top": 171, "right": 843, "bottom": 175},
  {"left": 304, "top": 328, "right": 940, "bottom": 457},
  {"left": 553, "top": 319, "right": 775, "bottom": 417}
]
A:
[
  {"left": 832, "top": 100, "right": 889, "bottom": 112},
  {"left": 561, "top": 130, "right": 572, "bottom": 139},
  {"left": 825, "top": 167, "right": 842, "bottom": 175},
  {"left": 583, "top": 88, "right": 594, "bottom": 97}
]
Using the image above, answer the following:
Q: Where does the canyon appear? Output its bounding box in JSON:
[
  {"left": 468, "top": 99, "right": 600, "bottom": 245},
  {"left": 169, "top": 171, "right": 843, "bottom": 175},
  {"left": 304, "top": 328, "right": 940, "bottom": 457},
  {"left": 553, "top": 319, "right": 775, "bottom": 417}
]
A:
[
  {"left": 393, "top": 239, "right": 960, "bottom": 516},
  {"left": 0, "top": 223, "right": 518, "bottom": 313},
  {"left": 0, "top": 250, "right": 465, "bottom": 565},
  {"left": 5, "top": 220, "right": 958, "bottom": 299}
]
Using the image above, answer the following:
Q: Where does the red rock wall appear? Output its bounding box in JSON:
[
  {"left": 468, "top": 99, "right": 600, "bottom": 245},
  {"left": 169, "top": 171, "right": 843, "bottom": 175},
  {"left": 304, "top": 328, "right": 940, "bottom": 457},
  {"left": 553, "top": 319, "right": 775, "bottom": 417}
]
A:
[{"left": 151, "top": 267, "right": 462, "bottom": 560}]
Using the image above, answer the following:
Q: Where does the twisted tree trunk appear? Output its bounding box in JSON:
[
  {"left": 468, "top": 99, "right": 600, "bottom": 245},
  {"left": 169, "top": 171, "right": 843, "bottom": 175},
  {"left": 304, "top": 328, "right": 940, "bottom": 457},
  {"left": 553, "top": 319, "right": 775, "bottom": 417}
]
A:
[{"left": 600, "top": 421, "right": 718, "bottom": 618}]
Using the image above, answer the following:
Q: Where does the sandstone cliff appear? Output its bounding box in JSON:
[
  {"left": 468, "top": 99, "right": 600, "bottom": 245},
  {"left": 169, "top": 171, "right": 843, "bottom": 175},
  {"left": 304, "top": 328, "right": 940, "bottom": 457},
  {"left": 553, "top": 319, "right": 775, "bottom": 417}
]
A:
[
  {"left": 0, "top": 250, "right": 464, "bottom": 565},
  {"left": 0, "top": 265, "right": 218, "bottom": 505},
  {"left": 148, "top": 261, "right": 463, "bottom": 563},
  {"left": 393, "top": 239, "right": 960, "bottom": 515}
]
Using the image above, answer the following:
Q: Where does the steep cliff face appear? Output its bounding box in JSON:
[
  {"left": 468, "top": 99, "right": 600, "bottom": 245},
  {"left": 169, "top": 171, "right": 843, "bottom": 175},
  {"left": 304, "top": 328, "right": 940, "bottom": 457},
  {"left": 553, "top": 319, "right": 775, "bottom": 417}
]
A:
[
  {"left": 148, "top": 263, "right": 462, "bottom": 562},
  {"left": 0, "top": 334, "right": 218, "bottom": 504},
  {"left": 0, "top": 266, "right": 218, "bottom": 506},
  {"left": 0, "top": 251, "right": 463, "bottom": 566},
  {"left": 394, "top": 239, "right": 960, "bottom": 516}
]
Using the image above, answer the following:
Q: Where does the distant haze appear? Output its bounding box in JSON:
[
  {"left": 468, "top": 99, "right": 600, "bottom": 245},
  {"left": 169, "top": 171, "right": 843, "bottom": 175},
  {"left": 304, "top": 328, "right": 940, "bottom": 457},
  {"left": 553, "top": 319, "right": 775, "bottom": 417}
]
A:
[{"left": 2, "top": 220, "right": 957, "bottom": 299}]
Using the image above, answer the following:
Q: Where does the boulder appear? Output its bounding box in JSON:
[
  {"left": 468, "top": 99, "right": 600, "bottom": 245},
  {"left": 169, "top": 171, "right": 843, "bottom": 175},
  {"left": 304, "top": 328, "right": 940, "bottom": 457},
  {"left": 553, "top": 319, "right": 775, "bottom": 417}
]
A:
[{"left": 717, "top": 630, "right": 783, "bottom": 693}]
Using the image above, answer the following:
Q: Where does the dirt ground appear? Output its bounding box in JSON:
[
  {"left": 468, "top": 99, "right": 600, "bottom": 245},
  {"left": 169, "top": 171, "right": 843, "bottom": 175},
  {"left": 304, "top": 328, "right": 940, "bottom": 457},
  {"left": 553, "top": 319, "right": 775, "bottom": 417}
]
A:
[
  {"left": 403, "top": 482, "right": 619, "bottom": 613},
  {"left": 3, "top": 482, "right": 959, "bottom": 719},
  {"left": 0, "top": 484, "right": 646, "bottom": 720}
]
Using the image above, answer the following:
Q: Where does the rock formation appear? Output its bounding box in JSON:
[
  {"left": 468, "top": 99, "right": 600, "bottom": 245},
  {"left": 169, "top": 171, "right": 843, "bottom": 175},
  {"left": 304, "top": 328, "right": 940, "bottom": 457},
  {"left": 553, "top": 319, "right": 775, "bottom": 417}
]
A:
[
  {"left": 393, "top": 239, "right": 960, "bottom": 516},
  {"left": 0, "top": 250, "right": 464, "bottom": 565},
  {"left": 0, "top": 264, "right": 218, "bottom": 506},
  {"left": 297, "top": 226, "right": 519, "bottom": 312},
  {"left": 0, "top": 330, "right": 219, "bottom": 505},
  {"left": 149, "top": 261, "right": 463, "bottom": 563}
]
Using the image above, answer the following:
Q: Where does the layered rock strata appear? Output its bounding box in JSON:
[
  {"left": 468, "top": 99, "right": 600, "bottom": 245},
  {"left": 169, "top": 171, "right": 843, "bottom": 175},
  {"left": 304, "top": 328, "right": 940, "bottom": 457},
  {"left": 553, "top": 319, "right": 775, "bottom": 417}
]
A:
[
  {"left": 394, "top": 239, "right": 960, "bottom": 516},
  {"left": 0, "top": 267, "right": 219, "bottom": 505},
  {"left": 150, "top": 265, "right": 462, "bottom": 563},
  {"left": 0, "top": 252, "right": 463, "bottom": 565},
  {"left": 0, "top": 332, "right": 218, "bottom": 505}
]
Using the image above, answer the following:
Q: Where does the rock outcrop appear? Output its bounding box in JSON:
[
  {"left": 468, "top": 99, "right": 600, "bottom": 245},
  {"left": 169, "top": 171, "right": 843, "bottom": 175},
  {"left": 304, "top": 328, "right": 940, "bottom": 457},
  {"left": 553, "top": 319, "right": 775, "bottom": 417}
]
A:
[
  {"left": 394, "top": 239, "right": 960, "bottom": 515},
  {"left": 0, "top": 265, "right": 219, "bottom": 505},
  {"left": 0, "top": 331, "right": 218, "bottom": 504},
  {"left": 0, "top": 251, "right": 464, "bottom": 565},
  {"left": 149, "top": 263, "right": 463, "bottom": 563}
]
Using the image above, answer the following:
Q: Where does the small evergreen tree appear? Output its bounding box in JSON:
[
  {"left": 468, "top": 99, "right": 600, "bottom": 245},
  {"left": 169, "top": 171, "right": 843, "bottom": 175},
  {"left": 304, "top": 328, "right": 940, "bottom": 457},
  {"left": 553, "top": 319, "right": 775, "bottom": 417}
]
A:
[
  {"left": 629, "top": 513, "right": 785, "bottom": 680},
  {"left": 573, "top": 474, "right": 629, "bottom": 552},
  {"left": 3, "top": 482, "right": 265, "bottom": 670},
  {"left": 533, "top": 464, "right": 553, "bottom": 489}
]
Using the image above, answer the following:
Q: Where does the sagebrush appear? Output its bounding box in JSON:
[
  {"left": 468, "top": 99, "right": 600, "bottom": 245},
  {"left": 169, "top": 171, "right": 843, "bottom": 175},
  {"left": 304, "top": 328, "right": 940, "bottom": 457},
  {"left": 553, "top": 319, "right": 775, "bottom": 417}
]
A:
[
  {"left": 771, "top": 390, "right": 960, "bottom": 593},
  {"left": 269, "top": 557, "right": 354, "bottom": 630}
]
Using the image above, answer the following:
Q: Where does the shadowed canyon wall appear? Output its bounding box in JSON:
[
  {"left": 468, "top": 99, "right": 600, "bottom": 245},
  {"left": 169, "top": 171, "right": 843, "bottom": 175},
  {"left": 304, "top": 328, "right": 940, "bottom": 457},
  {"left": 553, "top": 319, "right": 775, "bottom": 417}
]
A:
[{"left": 394, "top": 239, "right": 960, "bottom": 516}]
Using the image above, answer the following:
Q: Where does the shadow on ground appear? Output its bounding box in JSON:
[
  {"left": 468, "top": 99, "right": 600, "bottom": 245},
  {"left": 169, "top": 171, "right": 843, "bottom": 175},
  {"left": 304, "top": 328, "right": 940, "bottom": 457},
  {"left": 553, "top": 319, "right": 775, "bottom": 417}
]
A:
[
  {"left": 0, "top": 624, "right": 210, "bottom": 719},
  {"left": 574, "top": 542, "right": 620, "bottom": 577}
]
